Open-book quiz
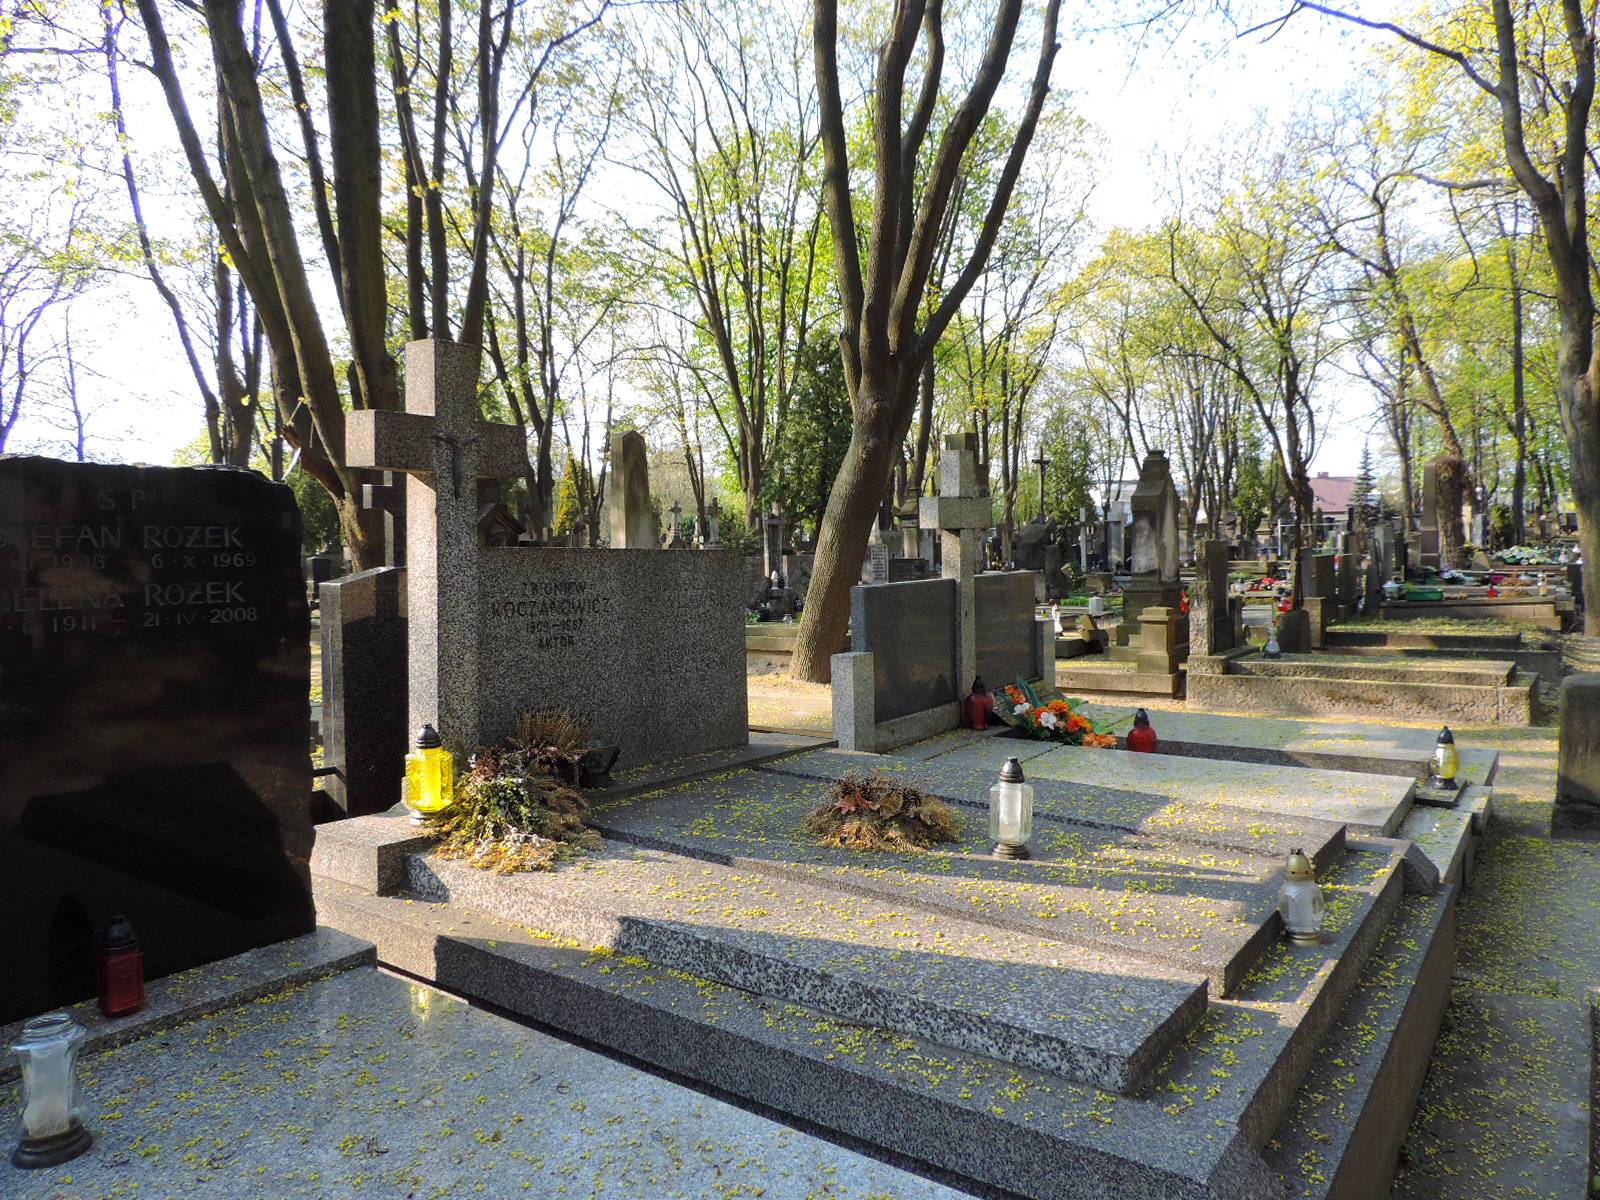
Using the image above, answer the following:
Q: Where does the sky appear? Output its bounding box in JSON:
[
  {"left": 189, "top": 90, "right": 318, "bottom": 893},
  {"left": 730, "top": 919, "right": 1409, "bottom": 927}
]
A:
[{"left": 8, "top": 3, "right": 1384, "bottom": 478}]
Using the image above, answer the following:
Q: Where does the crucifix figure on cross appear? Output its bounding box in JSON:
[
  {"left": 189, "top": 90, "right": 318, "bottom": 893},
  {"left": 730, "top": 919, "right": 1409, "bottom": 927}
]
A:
[
  {"left": 346, "top": 339, "right": 530, "bottom": 751},
  {"left": 1031, "top": 450, "right": 1051, "bottom": 525}
]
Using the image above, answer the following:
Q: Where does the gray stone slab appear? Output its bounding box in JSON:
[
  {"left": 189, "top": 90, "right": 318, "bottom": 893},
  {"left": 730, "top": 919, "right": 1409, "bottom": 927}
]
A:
[
  {"left": 318, "top": 566, "right": 407, "bottom": 817},
  {"left": 476, "top": 546, "right": 749, "bottom": 765},
  {"left": 317, "top": 878, "right": 1287, "bottom": 1200},
  {"left": 591, "top": 769, "right": 1292, "bottom": 995},
  {"left": 0, "top": 927, "right": 372, "bottom": 1086},
  {"left": 852, "top": 577, "right": 957, "bottom": 719},
  {"left": 1019, "top": 742, "right": 1415, "bottom": 836},
  {"left": 1215, "top": 670, "right": 1514, "bottom": 735},
  {"left": 1555, "top": 673, "right": 1600, "bottom": 838},
  {"left": 403, "top": 843, "right": 1207, "bottom": 1093},
  {"left": 1230, "top": 652, "right": 1515, "bottom": 687},
  {"left": 975, "top": 569, "right": 1040, "bottom": 685},
  {"left": 583, "top": 730, "right": 830, "bottom": 802},
  {"left": 763, "top": 744, "right": 1352, "bottom": 866},
  {"left": 310, "top": 810, "right": 433, "bottom": 893},
  {"left": 1078, "top": 706, "right": 1499, "bottom": 785},
  {"left": 1264, "top": 887, "right": 1456, "bottom": 1200},
  {"left": 320, "top": 838, "right": 1412, "bottom": 1197},
  {"left": 0, "top": 965, "right": 968, "bottom": 1200}
]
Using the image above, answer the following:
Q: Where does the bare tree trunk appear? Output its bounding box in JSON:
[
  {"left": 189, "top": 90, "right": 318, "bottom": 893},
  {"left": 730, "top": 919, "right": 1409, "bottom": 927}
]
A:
[{"left": 789, "top": 372, "right": 911, "bottom": 681}]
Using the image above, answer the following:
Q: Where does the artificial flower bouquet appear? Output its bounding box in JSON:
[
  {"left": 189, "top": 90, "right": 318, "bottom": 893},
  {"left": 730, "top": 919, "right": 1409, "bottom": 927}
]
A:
[{"left": 994, "top": 680, "right": 1122, "bottom": 747}]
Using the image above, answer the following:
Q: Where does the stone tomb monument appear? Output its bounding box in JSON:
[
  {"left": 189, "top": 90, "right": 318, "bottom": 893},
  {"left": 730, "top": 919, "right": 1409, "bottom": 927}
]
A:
[
  {"left": 1110, "top": 449, "right": 1186, "bottom": 658},
  {"left": 0, "top": 457, "right": 314, "bottom": 1025},
  {"left": 348, "top": 339, "right": 747, "bottom": 766},
  {"left": 608, "top": 430, "right": 654, "bottom": 549},
  {"left": 1189, "top": 538, "right": 1243, "bottom": 658},
  {"left": 832, "top": 435, "right": 1050, "bottom": 751},
  {"left": 319, "top": 566, "right": 408, "bottom": 817}
]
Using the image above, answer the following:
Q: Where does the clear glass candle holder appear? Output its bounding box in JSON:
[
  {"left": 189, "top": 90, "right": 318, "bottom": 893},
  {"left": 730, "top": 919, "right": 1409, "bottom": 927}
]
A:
[{"left": 11, "top": 1011, "right": 92, "bottom": 1169}]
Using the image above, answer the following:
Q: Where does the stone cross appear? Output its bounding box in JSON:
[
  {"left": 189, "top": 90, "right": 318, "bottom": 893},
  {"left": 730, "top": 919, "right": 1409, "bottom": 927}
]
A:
[
  {"left": 346, "top": 339, "right": 529, "bottom": 751},
  {"left": 359, "top": 469, "right": 406, "bottom": 568},
  {"left": 920, "top": 433, "right": 990, "bottom": 693},
  {"left": 1031, "top": 450, "right": 1050, "bottom": 523},
  {"left": 663, "top": 500, "right": 683, "bottom": 548},
  {"left": 762, "top": 503, "right": 784, "bottom": 581}
]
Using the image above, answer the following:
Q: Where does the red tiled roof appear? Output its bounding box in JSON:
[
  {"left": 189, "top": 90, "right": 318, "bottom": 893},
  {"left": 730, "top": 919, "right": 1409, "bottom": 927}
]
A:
[{"left": 1309, "top": 473, "right": 1357, "bottom": 514}]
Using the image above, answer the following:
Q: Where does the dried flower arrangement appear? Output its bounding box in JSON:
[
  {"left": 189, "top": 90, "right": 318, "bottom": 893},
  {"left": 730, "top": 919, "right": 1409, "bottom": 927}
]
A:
[
  {"left": 802, "top": 771, "right": 961, "bottom": 853},
  {"left": 423, "top": 710, "right": 601, "bottom": 873}
]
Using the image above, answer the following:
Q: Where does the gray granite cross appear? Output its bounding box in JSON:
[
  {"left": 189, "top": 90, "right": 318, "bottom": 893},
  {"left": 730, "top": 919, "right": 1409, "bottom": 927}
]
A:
[
  {"left": 346, "top": 339, "right": 530, "bottom": 751},
  {"left": 920, "top": 433, "right": 990, "bottom": 693},
  {"left": 359, "top": 470, "right": 405, "bottom": 568}
]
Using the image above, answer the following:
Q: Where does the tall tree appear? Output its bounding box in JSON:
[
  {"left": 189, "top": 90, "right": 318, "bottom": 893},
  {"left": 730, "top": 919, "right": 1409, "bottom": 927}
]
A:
[
  {"left": 790, "top": 0, "right": 1064, "bottom": 682},
  {"left": 136, "top": 0, "right": 396, "bottom": 566},
  {"left": 624, "top": 0, "right": 827, "bottom": 531},
  {"left": 1295, "top": 0, "right": 1600, "bottom": 628}
]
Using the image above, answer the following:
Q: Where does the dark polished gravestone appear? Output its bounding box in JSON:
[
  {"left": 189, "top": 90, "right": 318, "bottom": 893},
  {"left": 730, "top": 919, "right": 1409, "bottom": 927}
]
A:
[
  {"left": 0, "top": 457, "right": 314, "bottom": 1025},
  {"left": 973, "top": 570, "right": 1041, "bottom": 686},
  {"left": 319, "top": 567, "right": 407, "bottom": 818},
  {"left": 851, "top": 577, "right": 957, "bottom": 722}
]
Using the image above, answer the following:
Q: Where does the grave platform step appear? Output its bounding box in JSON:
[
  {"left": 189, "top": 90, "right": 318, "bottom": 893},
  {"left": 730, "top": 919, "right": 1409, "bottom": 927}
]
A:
[
  {"left": 1054, "top": 658, "right": 1181, "bottom": 697},
  {"left": 401, "top": 840, "right": 1208, "bottom": 1094},
  {"left": 1262, "top": 887, "right": 1457, "bottom": 1200},
  {"left": 315, "top": 837, "right": 1427, "bottom": 1200},
  {"left": 591, "top": 768, "right": 1312, "bottom": 997},
  {"left": 767, "top": 740, "right": 1389, "bottom": 844},
  {"left": 1395, "top": 785, "right": 1492, "bottom": 891},
  {"left": 1228, "top": 653, "right": 1516, "bottom": 687},
  {"left": 1188, "top": 664, "right": 1535, "bottom": 727},
  {"left": 313, "top": 877, "right": 1285, "bottom": 1200}
]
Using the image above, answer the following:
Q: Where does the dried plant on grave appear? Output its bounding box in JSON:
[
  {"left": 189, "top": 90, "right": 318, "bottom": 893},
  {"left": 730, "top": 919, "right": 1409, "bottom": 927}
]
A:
[
  {"left": 424, "top": 718, "right": 600, "bottom": 874},
  {"left": 508, "top": 707, "right": 594, "bottom": 782},
  {"left": 802, "top": 772, "right": 961, "bottom": 853}
]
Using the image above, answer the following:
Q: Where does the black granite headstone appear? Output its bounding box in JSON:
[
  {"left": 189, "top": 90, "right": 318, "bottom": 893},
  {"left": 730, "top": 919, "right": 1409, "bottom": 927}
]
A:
[
  {"left": 851, "top": 577, "right": 956, "bottom": 722},
  {"left": 0, "top": 457, "right": 313, "bottom": 1025},
  {"left": 319, "top": 567, "right": 407, "bottom": 817},
  {"left": 974, "top": 570, "right": 1038, "bottom": 685}
]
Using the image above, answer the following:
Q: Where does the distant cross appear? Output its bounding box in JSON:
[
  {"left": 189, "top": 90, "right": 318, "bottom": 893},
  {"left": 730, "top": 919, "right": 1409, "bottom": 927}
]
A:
[
  {"left": 1031, "top": 450, "right": 1051, "bottom": 524},
  {"left": 664, "top": 500, "right": 683, "bottom": 548},
  {"left": 346, "top": 339, "right": 530, "bottom": 750}
]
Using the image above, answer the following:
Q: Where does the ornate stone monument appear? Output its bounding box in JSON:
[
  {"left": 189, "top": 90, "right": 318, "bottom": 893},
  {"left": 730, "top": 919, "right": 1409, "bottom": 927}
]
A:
[{"left": 1111, "top": 450, "right": 1184, "bottom": 652}]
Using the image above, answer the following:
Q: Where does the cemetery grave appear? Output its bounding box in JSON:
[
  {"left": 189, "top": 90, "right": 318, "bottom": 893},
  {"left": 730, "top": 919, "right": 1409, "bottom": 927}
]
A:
[{"left": 313, "top": 707, "right": 1493, "bottom": 1200}]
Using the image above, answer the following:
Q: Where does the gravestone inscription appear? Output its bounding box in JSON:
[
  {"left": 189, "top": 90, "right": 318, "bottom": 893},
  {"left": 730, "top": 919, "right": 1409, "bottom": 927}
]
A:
[{"left": 0, "top": 458, "right": 313, "bottom": 1025}]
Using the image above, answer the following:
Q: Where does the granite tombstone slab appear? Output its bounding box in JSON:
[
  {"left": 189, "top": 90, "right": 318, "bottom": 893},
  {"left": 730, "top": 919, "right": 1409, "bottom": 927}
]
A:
[
  {"left": 0, "top": 457, "right": 313, "bottom": 1025},
  {"left": 974, "top": 569, "right": 1043, "bottom": 685},
  {"left": 850, "top": 576, "right": 957, "bottom": 721},
  {"left": 479, "top": 546, "right": 748, "bottom": 762},
  {"left": 319, "top": 566, "right": 407, "bottom": 817}
]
